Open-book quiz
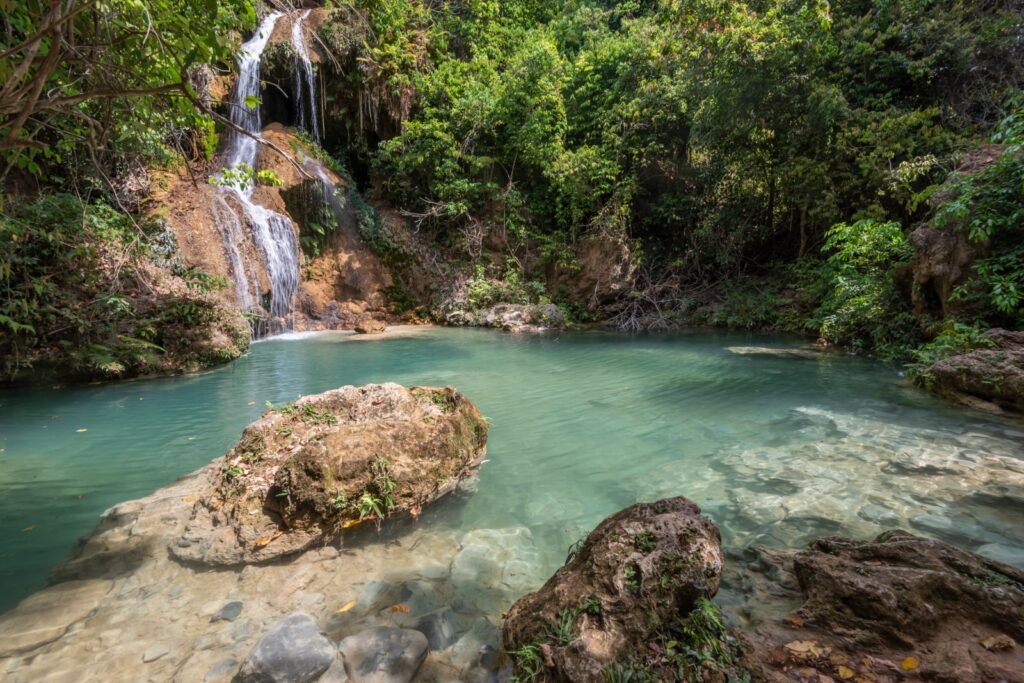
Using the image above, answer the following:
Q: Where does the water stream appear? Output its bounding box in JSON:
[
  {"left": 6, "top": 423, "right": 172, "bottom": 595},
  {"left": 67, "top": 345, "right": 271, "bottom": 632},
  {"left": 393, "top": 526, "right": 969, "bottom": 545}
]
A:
[
  {"left": 217, "top": 11, "right": 301, "bottom": 335},
  {"left": 1, "top": 328, "right": 1021, "bottom": 614},
  {"left": 292, "top": 9, "right": 321, "bottom": 144}
]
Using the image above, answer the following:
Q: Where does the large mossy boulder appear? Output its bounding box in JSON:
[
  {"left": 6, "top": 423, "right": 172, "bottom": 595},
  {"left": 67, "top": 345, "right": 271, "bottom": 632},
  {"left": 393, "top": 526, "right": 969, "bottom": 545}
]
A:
[
  {"left": 173, "top": 383, "right": 488, "bottom": 566},
  {"left": 501, "top": 497, "right": 726, "bottom": 682}
]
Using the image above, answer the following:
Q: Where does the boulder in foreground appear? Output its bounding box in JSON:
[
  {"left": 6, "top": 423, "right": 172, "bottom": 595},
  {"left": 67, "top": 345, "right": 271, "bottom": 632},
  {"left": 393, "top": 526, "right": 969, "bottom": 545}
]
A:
[
  {"left": 234, "top": 612, "right": 336, "bottom": 683},
  {"left": 738, "top": 530, "right": 1024, "bottom": 683},
  {"left": 502, "top": 497, "right": 728, "bottom": 682},
  {"left": 173, "top": 383, "right": 488, "bottom": 566}
]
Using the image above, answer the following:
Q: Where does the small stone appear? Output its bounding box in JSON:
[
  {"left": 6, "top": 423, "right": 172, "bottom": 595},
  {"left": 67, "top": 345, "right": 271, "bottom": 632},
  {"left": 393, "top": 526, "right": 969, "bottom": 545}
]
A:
[
  {"left": 212, "top": 600, "right": 243, "bottom": 622},
  {"left": 980, "top": 634, "right": 1016, "bottom": 651},
  {"left": 354, "top": 319, "right": 386, "bottom": 334},
  {"left": 143, "top": 645, "right": 169, "bottom": 663},
  {"left": 338, "top": 627, "right": 428, "bottom": 683},
  {"left": 414, "top": 607, "right": 458, "bottom": 651},
  {"left": 205, "top": 657, "right": 239, "bottom": 681},
  {"left": 231, "top": 619, "right": 257, "bottom": 642},
  {"left": 355, "top": 580, "right": 409, "bottom": 616},
  {"left": 235, "top": 612, "right": 335, "bottom": 683}
]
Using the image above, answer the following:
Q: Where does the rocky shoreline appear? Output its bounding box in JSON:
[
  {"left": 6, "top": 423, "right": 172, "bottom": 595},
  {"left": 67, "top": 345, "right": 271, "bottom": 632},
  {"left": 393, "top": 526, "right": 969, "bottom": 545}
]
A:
[{"left": 1, "top": 384, "right": 1021, "bottom": 683}]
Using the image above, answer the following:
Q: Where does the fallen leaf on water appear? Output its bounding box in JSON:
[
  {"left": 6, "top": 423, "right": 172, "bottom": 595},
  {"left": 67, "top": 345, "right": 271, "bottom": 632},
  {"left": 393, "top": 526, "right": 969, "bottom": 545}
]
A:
[
  {"left": 22, "top": 524, "right": 36, "bottom": 532},
  {"left": 900, "top": 656, "right": 919, "bottom": 671},
  {"left": 389, "top": 604, "right": 410, "bottom": 614},
  {"left": 76, "top": 428, "right": 87, "bottom": 433},
  {"left": 837, "top": 665, "right": 855, "bottom": 680},
  {"left": 248, "top": 401, "right": 255, "bottom": 405},
  {"left": 254, "top": 530, "right": 283, "bottom": 548},
  {"left": 335, "top": 600, "right": 358, "bottom": 614}
]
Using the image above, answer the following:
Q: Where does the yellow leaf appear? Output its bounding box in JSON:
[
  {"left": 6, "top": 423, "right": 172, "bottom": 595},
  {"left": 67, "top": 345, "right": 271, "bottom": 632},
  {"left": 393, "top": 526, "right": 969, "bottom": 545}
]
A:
[
  {"left": 389, "top": 604, "right": 410, "bottom": 613},
  {"left": 335, "top": 600, "right": 358, "bottom": 614},
  {"left": 901, "top": 656, "right": 919, "bottom": 671},
  {"left": 181, "top": 496, "right": 197, "bottom": 503},
  {"left": 837, "top": 665, "right": 855, "bottom": 680},
  {"left": 341, "top": 518, "right": 362, "bottom": 529},
  {"left": 22, "top": 524, "right": 36, "bottom": 532},
  {"left": 254, "top": 530, "right": 283, "bottom": 548},
  {"left": 76, "top": 428, "right": 87, "bottom": 433}
]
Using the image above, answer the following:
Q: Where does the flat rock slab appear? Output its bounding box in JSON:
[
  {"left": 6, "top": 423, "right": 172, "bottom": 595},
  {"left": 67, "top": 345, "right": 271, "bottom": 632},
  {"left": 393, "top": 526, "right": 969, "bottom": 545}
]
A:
[
  {"left": 727, "top": 346, "right": 826, "bottom": 360},
  {"left": 0, "top": 579, "right": 112, "bottom": 657},
  {"left": 235, "top": 612, "right": 336, "bottom": 683},
  {"left": 339, "top": 627, "right": 428, "bottom": 683}
]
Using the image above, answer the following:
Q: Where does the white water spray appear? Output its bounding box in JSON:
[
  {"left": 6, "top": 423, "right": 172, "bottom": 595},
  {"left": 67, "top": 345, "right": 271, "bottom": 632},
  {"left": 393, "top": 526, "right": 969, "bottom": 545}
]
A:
[
  {"left": 291, "top": 9, "right": 321, "bottom": 143},
  {"left": 217, "top": 11, "right": 301, "bottom": 335}
]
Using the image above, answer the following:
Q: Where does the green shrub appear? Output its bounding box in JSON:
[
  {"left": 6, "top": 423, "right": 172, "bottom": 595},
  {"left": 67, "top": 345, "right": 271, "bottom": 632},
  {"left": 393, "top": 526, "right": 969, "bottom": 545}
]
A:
[
  {"left": 934, "top": 104, "right": 1024, "bottom": 324},
  {"left": 810, "top": 219, "right": 919, "bottom": 359},
  {"left": 909, "top": 322, "right": 995, "bottom": 389}
]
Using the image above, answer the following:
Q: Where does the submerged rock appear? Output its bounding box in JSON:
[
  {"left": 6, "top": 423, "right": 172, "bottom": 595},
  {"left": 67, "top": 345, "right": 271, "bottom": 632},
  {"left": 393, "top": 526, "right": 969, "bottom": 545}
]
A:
[
  {"left": 501, "top": 497, "right": 724, "bottom": 681},
  {"left": 173, "top": 383, "right": 488, "bottom": 565},
  {"left": 726, "top": 345, "right": 827, "bottom": 360},
  {"left": 234, "top": 612, "right": 336, "bottom": 683},
  {"left": 925, "top": 328, "right": 1024, "bottom": 412},
  {"left": 338, "top": 627, "right": 428, "bottom": 683}
]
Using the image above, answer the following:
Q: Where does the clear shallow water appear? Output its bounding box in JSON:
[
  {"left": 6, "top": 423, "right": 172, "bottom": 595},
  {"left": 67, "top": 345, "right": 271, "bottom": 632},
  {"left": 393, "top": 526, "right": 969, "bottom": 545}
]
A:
[{"left": 1, "top": 328, "right": 1022, "bottom": 613}]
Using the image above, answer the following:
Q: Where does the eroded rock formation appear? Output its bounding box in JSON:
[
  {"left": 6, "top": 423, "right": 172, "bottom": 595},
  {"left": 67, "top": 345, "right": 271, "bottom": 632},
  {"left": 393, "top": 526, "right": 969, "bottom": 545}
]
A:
[
  {"left": 502, "top": 497, "right": 725, "bottom": 681},
  {"left": 173, "top": 383, "right": 488, "bottom": 565},
  {"left": 735, "top": 530, "right": 1024, "bottom": 683}
]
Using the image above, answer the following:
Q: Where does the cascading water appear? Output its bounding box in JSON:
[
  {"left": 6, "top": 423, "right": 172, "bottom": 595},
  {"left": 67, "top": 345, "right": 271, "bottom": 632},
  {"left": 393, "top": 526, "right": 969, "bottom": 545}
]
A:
[
  {"left": 217, "top": 11, "right": 300, "bottom": 336},
  {"left": 291, "top": 9, "right": 321, "bottom": 143}
]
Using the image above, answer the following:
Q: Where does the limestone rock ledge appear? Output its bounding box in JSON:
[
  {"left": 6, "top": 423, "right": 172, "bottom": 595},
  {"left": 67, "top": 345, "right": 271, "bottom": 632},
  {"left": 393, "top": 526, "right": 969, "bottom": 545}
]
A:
[
  {"left": 173, "top": 383, "right": 489, "bottom": 566},
  {"left": 924, "top": 328, "right": 1024, "bottom": 412}
]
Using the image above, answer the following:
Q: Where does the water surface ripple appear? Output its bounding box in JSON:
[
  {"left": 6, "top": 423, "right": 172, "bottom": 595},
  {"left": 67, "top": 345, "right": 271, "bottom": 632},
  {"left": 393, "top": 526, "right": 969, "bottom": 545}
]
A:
[{"left": 1, "top": 328, "right": 1022, "bottom": 612}]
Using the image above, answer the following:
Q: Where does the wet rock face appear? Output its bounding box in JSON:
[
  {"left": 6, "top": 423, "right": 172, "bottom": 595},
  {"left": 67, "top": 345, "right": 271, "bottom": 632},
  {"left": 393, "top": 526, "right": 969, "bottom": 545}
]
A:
[
  {"left": 909, "top": 225, "right": 982, "bottom": 319},
  {"left": 735, "top": 530, "right": 1024, "bottom": 683},
  {"left": 501, "top": 497, "right": 723, "bottom": 681},
  {"left": 172, "top": 383, "right": 488, "bottom": 566},
  {"left": 926, "top": 328, "right": 1024, "bottom": 412},
  {"left": 548, "top": 234, "right": 637, "bottom": 308}
]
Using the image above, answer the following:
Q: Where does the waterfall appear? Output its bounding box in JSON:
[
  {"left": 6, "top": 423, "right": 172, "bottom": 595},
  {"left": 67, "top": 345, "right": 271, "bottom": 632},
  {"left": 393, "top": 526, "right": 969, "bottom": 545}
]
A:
[
  {"left": 216, "top": 10, "right": 300, "bottom": 336},
  {"left": 291, "top": 9, "right": 321, "bottom": 143},
  {"left": 210, "top": 192, "right": 258, "bottom": 312}
]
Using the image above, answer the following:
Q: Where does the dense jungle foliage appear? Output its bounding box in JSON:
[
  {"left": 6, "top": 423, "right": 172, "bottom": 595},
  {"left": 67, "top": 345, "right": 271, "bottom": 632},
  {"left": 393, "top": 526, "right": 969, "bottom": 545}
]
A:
[{"left": 1, "top": 0, "right": 1022, "bottom": 381}]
